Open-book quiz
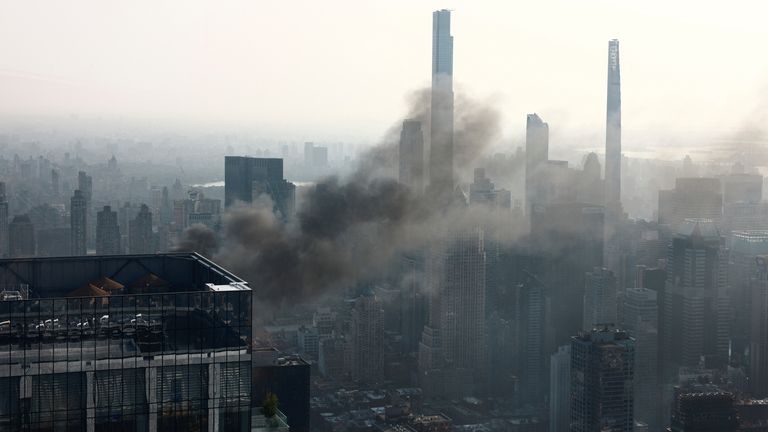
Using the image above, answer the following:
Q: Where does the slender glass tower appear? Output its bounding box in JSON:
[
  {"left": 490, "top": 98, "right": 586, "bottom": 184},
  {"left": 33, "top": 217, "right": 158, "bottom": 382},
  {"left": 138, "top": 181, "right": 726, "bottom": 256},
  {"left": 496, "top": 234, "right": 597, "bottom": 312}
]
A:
[
  {"left": 429, "top": 9, "right": 455, "bottom": 205},
  {"left": 604, "top": 39, "right": 622, "bottom": 278},
  {"left": 605, "top": 39, "right": 621, "bottom": 214}
]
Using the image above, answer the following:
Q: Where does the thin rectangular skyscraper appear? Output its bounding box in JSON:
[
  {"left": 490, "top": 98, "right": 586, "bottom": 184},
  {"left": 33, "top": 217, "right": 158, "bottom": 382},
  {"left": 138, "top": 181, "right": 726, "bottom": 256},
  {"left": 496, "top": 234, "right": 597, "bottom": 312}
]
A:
[
  {"left": 604, "top": 39, "right": 622, "bottom": 278},
  {"left": 429, "top": 9, "right": 455, "bottom": 206},
  {"left": 605, "top": 39, "right": 621, "bottom": 213},
  {"left": 525, "top": 113, "right": 549, "bottom": 216},
  {"left": 399, "top": 119, "right": 425, "bottom": 193}
]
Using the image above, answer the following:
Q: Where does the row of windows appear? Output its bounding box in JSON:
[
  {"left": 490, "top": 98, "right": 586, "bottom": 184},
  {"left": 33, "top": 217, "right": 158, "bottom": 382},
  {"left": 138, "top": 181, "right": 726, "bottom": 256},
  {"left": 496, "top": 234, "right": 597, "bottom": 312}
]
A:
[
  {"left": 0, "top": 363, "right": 250, "bottom": 432},
  {"left": 0, "top": 291, "right": 251, "bottom": 364}
]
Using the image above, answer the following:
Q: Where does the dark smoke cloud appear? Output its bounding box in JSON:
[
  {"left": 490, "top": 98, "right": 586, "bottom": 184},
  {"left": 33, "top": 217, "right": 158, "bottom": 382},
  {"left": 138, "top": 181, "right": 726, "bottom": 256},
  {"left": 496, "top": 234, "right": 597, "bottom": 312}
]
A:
[
  {"left": 175, "top": 88, "right": 512, "bottom": 305},
  {"left": 175, "top": 223, "right": 218, "bottom": 257}
]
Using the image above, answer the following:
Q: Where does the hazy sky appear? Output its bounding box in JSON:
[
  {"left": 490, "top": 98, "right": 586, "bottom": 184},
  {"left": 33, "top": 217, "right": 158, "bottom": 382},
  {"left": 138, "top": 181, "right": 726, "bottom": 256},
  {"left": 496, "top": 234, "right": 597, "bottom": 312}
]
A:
[{"left": 1, "top": 1, "right": 767, "bottom": 155}]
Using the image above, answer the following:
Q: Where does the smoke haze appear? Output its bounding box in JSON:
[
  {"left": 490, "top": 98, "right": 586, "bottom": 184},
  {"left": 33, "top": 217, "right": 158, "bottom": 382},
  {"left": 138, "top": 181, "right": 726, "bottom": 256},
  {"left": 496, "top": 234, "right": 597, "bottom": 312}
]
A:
[{"left": 175, "top": 88, "right": 517, "bottom": 305}]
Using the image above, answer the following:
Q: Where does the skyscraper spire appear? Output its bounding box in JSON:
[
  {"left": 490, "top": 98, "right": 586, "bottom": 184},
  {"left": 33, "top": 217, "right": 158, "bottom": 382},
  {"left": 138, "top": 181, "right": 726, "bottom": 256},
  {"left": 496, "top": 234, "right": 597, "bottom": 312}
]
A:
[
  {"left": 429, "top": 9, "right": 455, "bottom": 206},
  {"left": 605, "top": 39, "right": 621, "bottom": 213}
]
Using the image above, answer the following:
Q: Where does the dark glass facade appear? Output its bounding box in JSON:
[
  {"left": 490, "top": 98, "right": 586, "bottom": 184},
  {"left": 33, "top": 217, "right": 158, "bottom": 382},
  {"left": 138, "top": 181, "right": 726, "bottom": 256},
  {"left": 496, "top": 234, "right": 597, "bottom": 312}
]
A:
[{"left": 0, "top": 253, "right": 252, "bottom": 432}]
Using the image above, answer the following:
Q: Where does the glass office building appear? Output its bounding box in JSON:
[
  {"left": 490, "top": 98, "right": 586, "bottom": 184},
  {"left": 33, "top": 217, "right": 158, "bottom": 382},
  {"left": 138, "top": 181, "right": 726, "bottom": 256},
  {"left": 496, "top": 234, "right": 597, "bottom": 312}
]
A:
[{"left": 0, "top": 253, "right": 252, "bottom": 432}]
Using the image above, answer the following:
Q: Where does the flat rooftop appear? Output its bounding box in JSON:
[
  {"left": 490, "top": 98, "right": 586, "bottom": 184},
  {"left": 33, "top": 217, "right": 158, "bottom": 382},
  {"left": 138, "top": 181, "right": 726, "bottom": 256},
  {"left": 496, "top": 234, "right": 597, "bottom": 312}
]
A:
[
  {"left": 0, "top": 252, "right": 247, "bottom": 298},
  {"left": 0, "top": 253, "right": 251, "bottom": 370}
]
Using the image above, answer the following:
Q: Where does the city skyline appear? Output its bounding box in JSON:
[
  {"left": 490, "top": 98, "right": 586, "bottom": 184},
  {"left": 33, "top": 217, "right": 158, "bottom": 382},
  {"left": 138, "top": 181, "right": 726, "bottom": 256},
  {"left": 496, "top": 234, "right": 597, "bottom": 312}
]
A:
[
  {"left": 1, "top": 2, "right": 767, "bottom": 156},
  {"left": 1, "top": 4, "right": 768, "bottom": 431}
]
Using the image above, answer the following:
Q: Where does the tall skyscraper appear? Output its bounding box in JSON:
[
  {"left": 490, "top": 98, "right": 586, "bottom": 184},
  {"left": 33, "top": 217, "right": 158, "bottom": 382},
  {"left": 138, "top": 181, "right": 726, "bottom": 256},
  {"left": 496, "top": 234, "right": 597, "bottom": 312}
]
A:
[
  {"left": 604, "top": 39, "right": 623, "bottom": 284},
  {"left": 70, "top": 189, "right": 87, "bottom": 256},
  {"left": 78, "top": 170, "right": 94, "bottom": 248},
  {"left": 661, "top": 219, "right": 730, "bottom": 378},
  {"left": 400, "top": 253, "right": 426, "bottom": 355},
  {"left": 51, "top": 169, "right": 59, "bottom": 197},
  {"left": 398, "top": 119, "right": 425, "bottom": 193},
  {"left": 531, "top": 202, "right": 604, "bottom": 347},
  {"left": 8, "top": 214, "right": 35, "bottom": 258},
  {"left": 429, "top": 9, "right": 454, "bottom": 205},
  {"left": 750, "top": 255, "right": 768, "bottom": 398},
  {"left": 77, "top": 171, "right": 93, "bottom": 204},
  {"left": 224, "top": 156, "right": 296, "bottom": 219},
  {"left": 129, "top": 204, "right": 153, "bottom": 254},
  {"left": 571, "top": 326, "right": 635, "bottom": 432},
  {"left": 605, "top": 39, "right": 621, "bottom": 214},
  {"left": 550, "top": 345, "right": 571, "bottom": 432},
  {"left": 0, "top": 182, "right": 8, "bottom": 258},
  {"left": 728, "top": 231, "right": 768, "bottom": 366},
  {"left": 623, "top": 287, "right": 660, "bottom": 429},
  {"left": 96, "top": 205, "right": 121, "bottom": 255},
  {"left": 525, "top": 113, "right": 549, "bottom": 215},
  {"left": 583, "top": 267, "right": 618, "bottom": 330},
  {"left": 418, "top": 228, "right": 486, "bottom": 396},
  {"left": 349, "top": 289, "right": 384, "bottom": 384},
  {"left": 517, "top": 273, "right": 546, "bottom": 402}
]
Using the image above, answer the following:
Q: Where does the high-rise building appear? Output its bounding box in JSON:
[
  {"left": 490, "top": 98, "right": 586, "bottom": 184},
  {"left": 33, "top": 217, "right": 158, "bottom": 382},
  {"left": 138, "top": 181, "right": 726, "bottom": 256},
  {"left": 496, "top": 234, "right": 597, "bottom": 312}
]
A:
[
  {"left": 419, "top": 228, "right": 486, "bottom": 396},
  {"left": 583, "top": 267, "right": 618, "bottom": 330},
  {"left": 579, "top": 152, "right": 604, "bottom": 207},
  {"left": 517, "top": 273, "right": 546, "bottom": 402},
  {"left": 729, "top": 231, "right": 768, "bottom": 367},
  {"left": 160, "top": 186, "right": 172, "bottom": 225},
  {"left": 70, "top": 189, "right": 87, "bottom": 256},
  {"left": 303, "top": 142, "right": 328, "bottom": 169},
  {"left": 571, "top": 326, "right": 635, "bottom": 432},
  {"left": 525, "top": 113, "right": 549, "bottom": 215},
  {"left": 604, "top": 39, "right": 623, "bottom": 283},
  {"left": 0, "top": 253, "right": 253, "bottom": 431},
  {"left": 661, "top": 219, "right": 730, "bottom": 379},
  {"left": 623, "top": 287, "right": 660, "bottom": 429},
  {"left": 605, "top": 39, "right": 622, "bottom": 214},
  {"left": 532, "top": 202, "right": 604, "bottom": 347},
  {"left": 721, "top": 172, "right": 763, "bottom": 204},
  {"left": 429, "top": 9, "right": 455, "bottom": 205},
  {"left": 128, "top": 204, "right": 153, "bottom": 254},
  {"left": 252, "top": 353, "right": 311, "bottom": 432},
  {"left": 8, "top": 214, "right": 35, "bottom": 258},
  {"left": 400, "top": 253, "right": 426, "bottom": 355},
  {"left": 78, "top": 170, "right": 94, "bottom": 248},
  {"left": 96, "top": 205, "right": 121, "bottom": 255},
  {"left": 318, "top": 336, "right": 346, "bottom": 380},
  {"left": 723, "top": 202, "right": 768, "bottom": 234},
  {"left": 0, "top": 182, "right": 8, "bottom": 258},
  {"left": 224, "top": 156, "right": 296, "bottom": 219},
  {"left": 750, "top": 255, "right": 768, "bottom": 398},
  {"left": 349, "top": 289, "right": 384, "bottom": 384},
  {"left": 469, "top": 168, "right": 511, "bottom": 210},
  {"left": 37, "top": 227, "right": 71, "bottom": 257},
  {"left": 669, "top": 391, "right": 739, "bottom": 432},
  {"left": 50, "top": 169, "right": 59, "bottom": 197},
  {"left": 398, "top": 119, "right": 425, "bottom": 193},
  {"left": 658, "top": 178, "right": 723, "bottom": 231},
  {"left": 77, "top": 171, "right": 93, "bottom": 205},
  {"left": 550, "top": 345, "right": 571, "bottom": 432}
]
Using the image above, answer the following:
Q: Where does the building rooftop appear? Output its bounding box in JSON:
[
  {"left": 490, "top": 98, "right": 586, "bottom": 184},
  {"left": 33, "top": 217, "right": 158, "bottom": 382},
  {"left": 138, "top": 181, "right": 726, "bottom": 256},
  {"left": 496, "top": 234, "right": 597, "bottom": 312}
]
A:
[
  {"left": 0, "top": 253, "right": 251, "bottom": 369},
  {"left": 0, "top": 252, "right": 246, "bottom": 298},
  {"left": 678, "top": 218, "right": 719, "bottom": 239}
]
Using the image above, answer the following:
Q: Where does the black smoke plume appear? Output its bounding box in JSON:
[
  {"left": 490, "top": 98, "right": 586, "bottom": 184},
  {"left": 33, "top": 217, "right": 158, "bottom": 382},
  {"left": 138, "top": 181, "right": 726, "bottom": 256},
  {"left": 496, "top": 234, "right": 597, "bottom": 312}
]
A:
[{"left": 175, "top": 88, "right": 507, "bottom": 305}]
